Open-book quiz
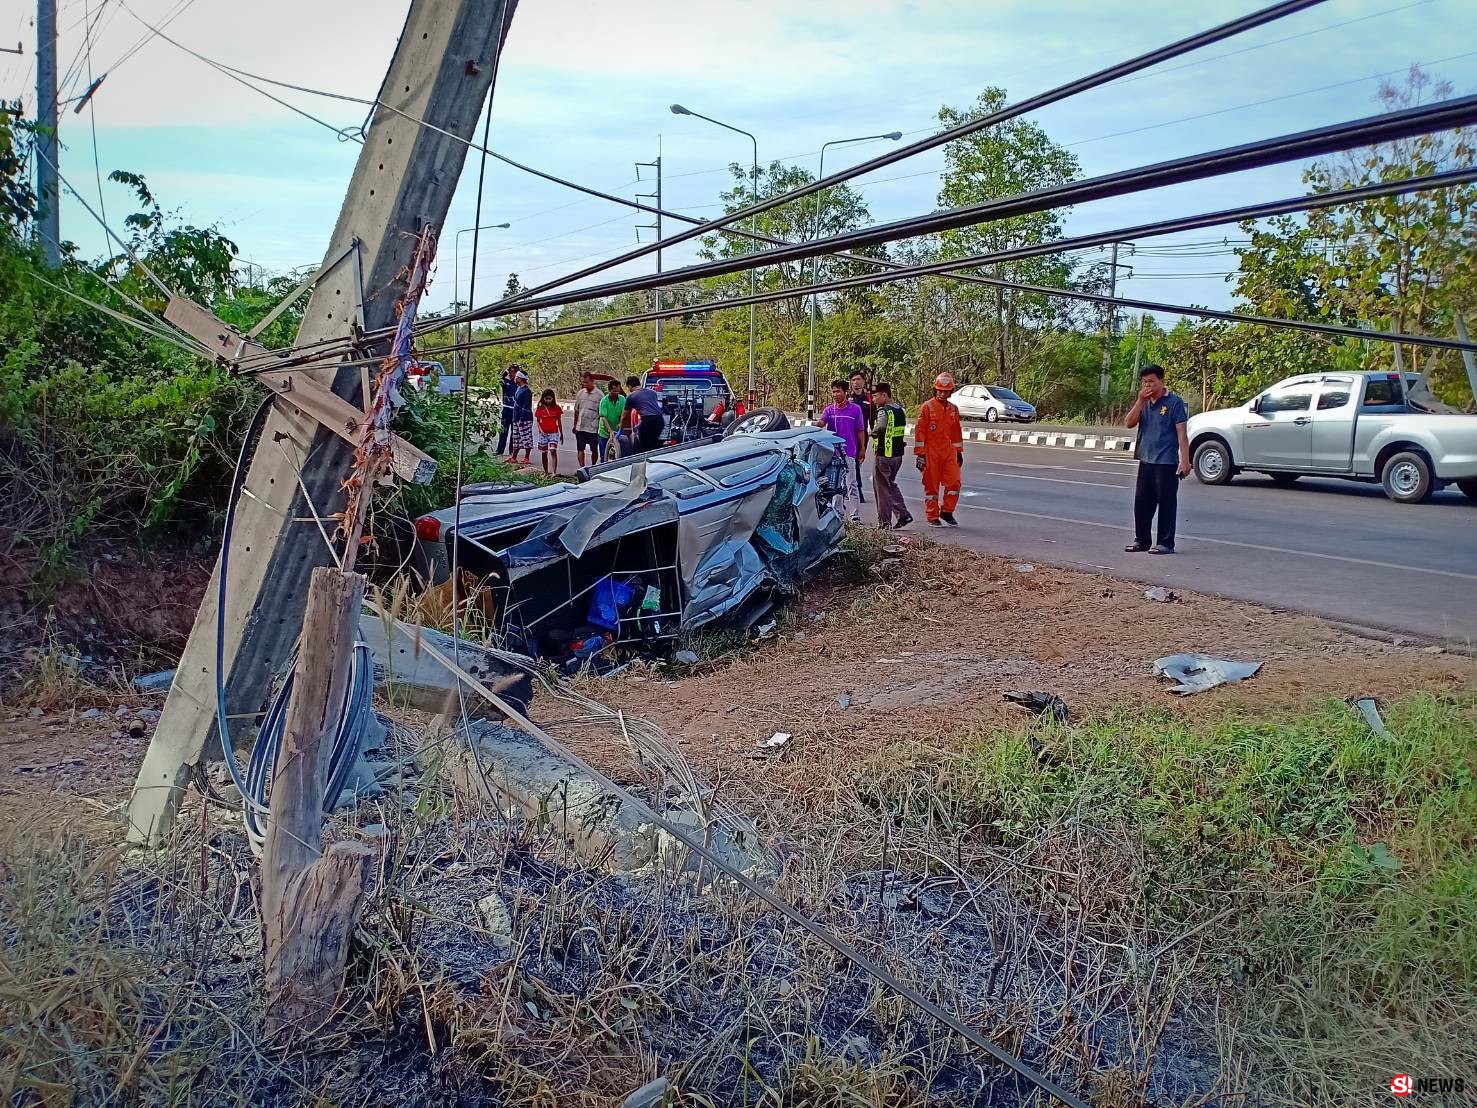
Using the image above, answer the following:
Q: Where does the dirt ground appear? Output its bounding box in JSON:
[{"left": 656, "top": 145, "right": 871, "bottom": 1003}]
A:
[
  {"left": 3, "top": 535, "right": 1473, "bottom": 826},
  {"left": 587, "top": 537, "right": 1477, "bottom": 795}
]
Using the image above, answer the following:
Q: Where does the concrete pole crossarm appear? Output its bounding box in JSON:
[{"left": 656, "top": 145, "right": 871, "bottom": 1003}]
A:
[{"left": 126, "top": 0, "right": 519, "bottom": 846}]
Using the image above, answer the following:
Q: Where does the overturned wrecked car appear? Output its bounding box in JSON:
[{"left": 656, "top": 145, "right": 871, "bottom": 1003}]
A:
[{"left": 411, "top": 427, "right": 849, "bottom": 669}]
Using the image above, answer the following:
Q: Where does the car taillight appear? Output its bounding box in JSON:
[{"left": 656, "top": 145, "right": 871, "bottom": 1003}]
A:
[{"left": 414, "top": 515, "right": 441, "bottom": 542}]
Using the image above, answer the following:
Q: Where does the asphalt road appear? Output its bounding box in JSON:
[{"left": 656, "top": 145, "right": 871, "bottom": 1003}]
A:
[{"left": 874, "top": 439, "right": 1477, "bottom": 643}]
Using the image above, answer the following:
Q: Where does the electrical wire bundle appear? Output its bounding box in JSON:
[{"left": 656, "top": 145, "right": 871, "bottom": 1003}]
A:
[{"left": 215, "top": 399, "right": 377, "bottom": 857}]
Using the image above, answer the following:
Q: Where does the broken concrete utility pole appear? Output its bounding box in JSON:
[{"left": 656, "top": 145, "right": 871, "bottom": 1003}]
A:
[{"left": 127, "top": 0, "right": 519, "bottom": 845}]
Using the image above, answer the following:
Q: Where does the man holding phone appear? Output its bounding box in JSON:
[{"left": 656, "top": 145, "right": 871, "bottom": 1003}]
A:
[{"left": 1124, "top": 364, "right": 1190, "bottom": 555}]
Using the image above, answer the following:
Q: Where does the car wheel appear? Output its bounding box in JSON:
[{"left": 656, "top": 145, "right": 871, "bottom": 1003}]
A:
[
  {"left": 1268, "top": 472, "right": 1300, "bottom": 486},
  {"left": 725, "top": 407, "right": 790, "bottom": 436},
  {"left": 1458, "top": 478, "right": 1477, "bottom": 501},
  {"left": 1381, "top": 450, "right": 1433, "bottom": 503},
  {"left": 985, "top": 407, "right": 1000, "bottom": 423},
  {"left": 1192, "top": 440, "right": 1234, "bottom": 485}
]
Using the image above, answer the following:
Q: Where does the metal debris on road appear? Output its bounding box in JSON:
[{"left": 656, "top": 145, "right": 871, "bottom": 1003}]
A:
[
  {"left": 1004, "top": 690, "right": 1069, "bottom": 723},
  {"left": 1153, "top": 653, "right": 1261, "bottom": 695},
  {"left": 1349, "top": 696, "right": 1398, "bottom": 742}
]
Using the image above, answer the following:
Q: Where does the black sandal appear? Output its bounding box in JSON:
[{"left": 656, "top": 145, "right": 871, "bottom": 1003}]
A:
[{"left": 1124, "top": 542, "right": 1149, "bottom": 553}]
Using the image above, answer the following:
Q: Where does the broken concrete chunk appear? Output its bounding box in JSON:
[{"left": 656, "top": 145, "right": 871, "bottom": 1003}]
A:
[
  {"left": 1153, "top": 653, "right": 1261, "bottom": 695},
  {"left": 132, "top": 669, "right": 176, "bottom": 693},
  {"left": 475, "top": 891, "right": 515, "bottom": 955},
  {"left": 442, "top": 721, "right": 775, "bottom": 886},
  {"left": 623, "top": 1078, "right": 671, "bottom": 1108}
]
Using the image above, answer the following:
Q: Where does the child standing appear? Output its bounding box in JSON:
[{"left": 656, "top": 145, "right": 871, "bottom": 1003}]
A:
[
  {"left": 505, "top": 369, "right": 534, "bottom": 465},
  {"left": 535, "top": 389, "right": 564, "bottom": 475}
]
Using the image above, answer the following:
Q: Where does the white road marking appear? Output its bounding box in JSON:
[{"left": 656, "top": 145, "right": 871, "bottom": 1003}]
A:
[
  {"left": 990, "top": 472, "right": 1130, "bottom": 490},
  {"left": 953, "top": 503, "right": 1477, "bottom": 582}
]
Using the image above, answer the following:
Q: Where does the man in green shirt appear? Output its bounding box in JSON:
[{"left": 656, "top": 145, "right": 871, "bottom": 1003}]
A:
[{"left": 598, "top": 379, "right": 626, "bottom": 462}]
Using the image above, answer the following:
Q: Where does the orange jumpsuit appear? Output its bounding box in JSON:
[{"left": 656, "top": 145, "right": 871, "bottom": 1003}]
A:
[{"left": 914, "top": 396, "right": 963, "bottom": 522}]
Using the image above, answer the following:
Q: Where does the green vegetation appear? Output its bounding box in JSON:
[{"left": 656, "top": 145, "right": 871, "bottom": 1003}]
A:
[{"left": 854, "top": 692, "right": 1477, "bottom": 1103}]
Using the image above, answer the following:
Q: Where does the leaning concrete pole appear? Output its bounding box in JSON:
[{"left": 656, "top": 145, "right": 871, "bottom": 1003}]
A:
[{"left": 126, "top": 0, "right": 518, "bottom": 844}]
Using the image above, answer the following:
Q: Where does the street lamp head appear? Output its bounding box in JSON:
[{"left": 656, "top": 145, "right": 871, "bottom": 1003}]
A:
[
  {"left": 883, "top": 131, "right": 903, "bottom": 141},
  {"left": 669, "top": 103, "right": 691, "bottom": 116},
  {"left": 492, "top": 222, "right": 510, "bottom": 228}
]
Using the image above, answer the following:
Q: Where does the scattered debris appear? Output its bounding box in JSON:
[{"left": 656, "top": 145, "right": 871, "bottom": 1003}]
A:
[
  {"left": 623, "top": 1078, "right": 672, "bottom": 1108},
  {"left": 1143, "top": 586, "right": 1180, "bottom": 603},
  {"left": 1423, "top": 644, "right": 1445, "bottom": 655},
  {"left": 1349, "top": 696, "right": 1398, "bottom": 742},
  {"left": 1153, "top": 653, "right": 1262, "bottom": 695},
  {"left": 132, "top": 668, "right": 176, "bottom": 693},
  {"left": 1003, "top": 690, "right": 1069, "bottom": 723},
  {"left": 1013, "top": 563, "right": 1035, "bottom": 573},
  {"left": 673, "top": 649, "right": 700, "bottom": 665},
  {"left": 759, "top": 732, "right": 792, "bottom": 750},
  {"left": 126, "top": 718, "right": 147, "bottom": 738},
  {"left": 837, "top": 693, "right": 852, "bottom": 709},
  {"left": 79, "top": 707, "right": 102, "bottom": 720},
  {"left": 754, "top": 619, "right": 779, "bottom": 640},
  {"left": 475, "top": 891, "right": 515, "bottom": 955}
]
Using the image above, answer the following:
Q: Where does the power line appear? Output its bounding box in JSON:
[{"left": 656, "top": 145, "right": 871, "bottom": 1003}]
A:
[
  {"left": 496, "top": 0, "right": 1332, "bottom": 309},
  {"left": 240, "top": 165, "right": 1477, "bottom": 377},
  {"left": 448, "top": 97, "right": 1477, "bottom": 329}
]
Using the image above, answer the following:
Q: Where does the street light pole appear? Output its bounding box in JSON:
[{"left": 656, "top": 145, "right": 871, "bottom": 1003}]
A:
[
  {"left": 671, "top": 103, "right": 758, "bottom": 397},
  {"left": 806, "top": 131, "right": 902, "bottom": 419},
  {"left": 453, "top": 220, "right": 509, "bottom": 379}
]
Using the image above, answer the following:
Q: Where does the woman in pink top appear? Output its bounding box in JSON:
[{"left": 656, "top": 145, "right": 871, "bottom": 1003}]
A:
[{"left": 817, "top": 379, "right": 865, "bottom": 522}]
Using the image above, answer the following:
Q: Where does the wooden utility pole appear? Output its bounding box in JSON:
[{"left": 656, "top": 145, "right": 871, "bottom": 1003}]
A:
[
  {"left": 261, "top": 567, "right": 370, "bottom": 1037},
  {"left": 36, "top": 0, "right": 59, "bottom": 266},
  {"left": 126, "top": 0, "right": 518, "bottom": 845}
]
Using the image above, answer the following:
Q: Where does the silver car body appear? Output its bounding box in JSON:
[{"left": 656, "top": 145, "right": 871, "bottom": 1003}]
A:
[
  {"left": 952, "top": 384, "right": 1037, "bottom": 422},
  {"left": 412, "top": 427, "right": 848, "bottom": 648},
  {"left": 1187, "top": 371, "right": 1477, "bottom": 488}
]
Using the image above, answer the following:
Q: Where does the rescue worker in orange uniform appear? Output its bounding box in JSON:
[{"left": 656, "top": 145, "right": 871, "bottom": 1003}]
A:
[{"left": 914, "top": 372, "right": 964, "bottom": 526}]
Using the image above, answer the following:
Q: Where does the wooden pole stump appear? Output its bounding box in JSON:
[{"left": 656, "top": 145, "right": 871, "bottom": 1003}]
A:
[{"left": 261, "top": 567, "right": 372, "bottom": 1038}]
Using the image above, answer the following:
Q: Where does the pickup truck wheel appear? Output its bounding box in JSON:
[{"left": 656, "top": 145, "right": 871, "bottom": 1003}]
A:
[
  {"left": 1458, "top": 478, "right": 1477, "bottom": 501},
  {"left": 725, "top": 407, "right": 789, "bottom": 436},
  {"left": 1192, "top": 440, "right": 1234, "bottom": 485},
  {"left": 1381, "top": 451, "right": 1433, "bottom": 503},
  {"left": 1268, "top": 472, "right": 1300, "bottom": 486}
]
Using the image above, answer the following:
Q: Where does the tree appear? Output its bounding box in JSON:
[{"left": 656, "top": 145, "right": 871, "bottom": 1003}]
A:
[
  {"left": 934, "top": 87, "right": 1080, "bottom": 388},
  {"left": 1225, "top": 67, "right": 1476, "bottom": 407},
  {"left": 698, "top": 160, "right": 876, "bottom": 324}
]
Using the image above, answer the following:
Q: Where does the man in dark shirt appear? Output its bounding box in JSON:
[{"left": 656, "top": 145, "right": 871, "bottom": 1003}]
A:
[
  {"left": 1124, "top": 364, "right": 1190, "bottom": 554},
  {"left": 495, "top": 365, "right": 519, "bottom": 454},
  {"left": 624, "top": 374, "right": 666, "bottom": 454}
]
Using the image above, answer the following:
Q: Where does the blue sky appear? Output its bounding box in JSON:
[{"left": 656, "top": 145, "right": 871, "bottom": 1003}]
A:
[{"left": 3, "top": 0, "right": 1473, "bottom": 322}]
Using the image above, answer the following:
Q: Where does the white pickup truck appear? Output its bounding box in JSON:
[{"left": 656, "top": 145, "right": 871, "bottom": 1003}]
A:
[{"left": 1187, "top": 371, "right": 1477, "bottom": 503}]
